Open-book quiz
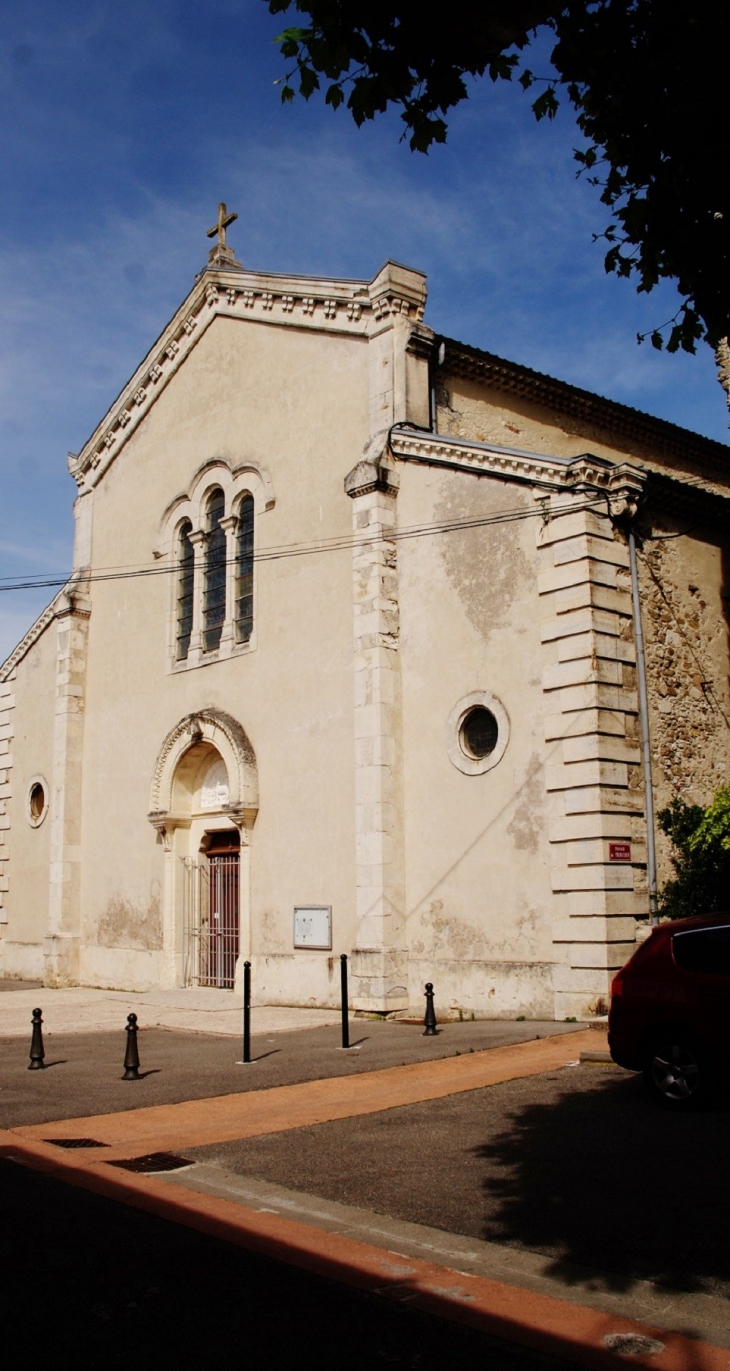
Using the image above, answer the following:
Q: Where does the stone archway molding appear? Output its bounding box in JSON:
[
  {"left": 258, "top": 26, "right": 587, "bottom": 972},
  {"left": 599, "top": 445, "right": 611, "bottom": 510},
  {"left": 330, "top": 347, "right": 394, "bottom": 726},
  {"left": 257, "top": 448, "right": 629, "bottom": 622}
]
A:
[{"left": 147, "top": 708, "right": 258, "bottom": 847}]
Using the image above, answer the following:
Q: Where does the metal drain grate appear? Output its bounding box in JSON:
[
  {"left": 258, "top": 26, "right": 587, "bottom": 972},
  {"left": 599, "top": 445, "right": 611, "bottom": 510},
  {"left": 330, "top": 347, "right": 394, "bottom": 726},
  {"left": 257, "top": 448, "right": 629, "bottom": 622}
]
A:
[
  {"left": 45, "top": 1138, "right": 109, "bottom": 1149},
  {"left": 107, "top": 1152, "right": 192, "bottom": 1174}
]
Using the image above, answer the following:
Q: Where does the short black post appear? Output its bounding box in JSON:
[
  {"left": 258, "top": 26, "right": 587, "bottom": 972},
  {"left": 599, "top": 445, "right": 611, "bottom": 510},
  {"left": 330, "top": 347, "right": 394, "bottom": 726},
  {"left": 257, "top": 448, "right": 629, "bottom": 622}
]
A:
[
  {"left": 28, "top": 1007, "right": 45, "bottom": 1071},
  {"left": 243, "top": 960, "right": 251, "bottom": 1064},
  {"left": 340, "top": 954, "right": 350, "bottom": 1050},
  {"left": 423, "top": 982, "right": 437, "bottom": 1036},
  {"left": 122, "top": 1012, "right": 141, "bottom": 1080}
]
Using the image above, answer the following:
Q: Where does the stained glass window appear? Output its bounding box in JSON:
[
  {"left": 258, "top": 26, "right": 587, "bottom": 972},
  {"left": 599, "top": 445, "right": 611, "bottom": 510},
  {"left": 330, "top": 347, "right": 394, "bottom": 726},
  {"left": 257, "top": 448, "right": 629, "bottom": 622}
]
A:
[
  {"left": 203, "top": 489, "right": 226, "bottom": 652},
  {"left": 235, "top": 493, "right": 254, "bottom": 644},
  {"left": 176, "top": 519, "right": 194, "bottom": 660}
]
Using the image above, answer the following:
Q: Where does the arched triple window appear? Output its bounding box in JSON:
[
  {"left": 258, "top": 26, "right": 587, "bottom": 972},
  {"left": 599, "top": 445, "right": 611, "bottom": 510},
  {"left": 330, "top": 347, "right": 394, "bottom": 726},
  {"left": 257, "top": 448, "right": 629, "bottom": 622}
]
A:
[
  {"left": 235, "top": 493, "right": 254, "bottom": 644},
  {"left": 168, "top": 475, "right": 260, "bottom": 667},
  {"left": 203, "top": 488, "right": 226, "bottom": 653},
  {"left": 176, "top": 519, "right": 195, "bottom": 661}
]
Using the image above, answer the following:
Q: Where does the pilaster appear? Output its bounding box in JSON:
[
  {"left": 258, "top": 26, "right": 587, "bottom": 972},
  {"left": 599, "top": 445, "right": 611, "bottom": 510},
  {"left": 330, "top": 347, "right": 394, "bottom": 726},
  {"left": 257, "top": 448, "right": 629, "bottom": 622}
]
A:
[
  {"left": 0, "top": 675, "right": 15, "bottom": 935},
  {"left": 186, "top": 529, "right": 206, "bottom": 663},
  {"left": 366, "top": 262, "right": 430, "bottom": 433},
  {"left": 218, "top": 513, "right": 238, "bottom": 651},
  {"left": 44, "top": 583, "right": 91, "bottom": 985},
  {"left": 345, "top": 441, "right": 407, "bottom": 1011},
  {"left": 538, "top": 491, "right": 649, "bottom": 1019}
]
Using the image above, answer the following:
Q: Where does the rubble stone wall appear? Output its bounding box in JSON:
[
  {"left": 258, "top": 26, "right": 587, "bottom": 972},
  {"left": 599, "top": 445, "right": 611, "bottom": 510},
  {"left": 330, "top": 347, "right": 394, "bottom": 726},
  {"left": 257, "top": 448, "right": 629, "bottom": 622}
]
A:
[{"left": 638, "top": 526, "right": 730, "bottom": 884}]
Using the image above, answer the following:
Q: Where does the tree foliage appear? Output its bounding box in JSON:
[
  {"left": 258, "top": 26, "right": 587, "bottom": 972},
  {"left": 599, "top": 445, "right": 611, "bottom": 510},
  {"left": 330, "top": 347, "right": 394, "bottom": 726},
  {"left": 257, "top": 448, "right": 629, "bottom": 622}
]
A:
[
  {"left": 267, "top": 0, "right": 730, "bottom": 356},
  {"left": 657, "top": 791, "right": 730, "bottom": 921}
]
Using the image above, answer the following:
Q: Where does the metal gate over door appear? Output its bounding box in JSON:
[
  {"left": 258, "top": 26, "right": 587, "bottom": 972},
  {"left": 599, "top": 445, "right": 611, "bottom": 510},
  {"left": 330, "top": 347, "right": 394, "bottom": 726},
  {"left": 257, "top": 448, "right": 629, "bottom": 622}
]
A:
[{"left": 182, "top": 841, "right": 240, "bottom": 989}]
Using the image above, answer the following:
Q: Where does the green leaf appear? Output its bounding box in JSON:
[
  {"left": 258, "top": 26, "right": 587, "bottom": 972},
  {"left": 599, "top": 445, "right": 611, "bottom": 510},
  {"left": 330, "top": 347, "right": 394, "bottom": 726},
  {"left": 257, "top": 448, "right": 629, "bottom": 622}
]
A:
[
  {"left": 298, "top": 64, "right": 320, "bottom": 99},
  {"left": 658, "top": 792, "right": 730, "bottom": 920},
  {"left": 274, "top": 27, "right": 309, "bottom": 46},
  {"left": 691, "top": 787, "right": 730, "bottom": 852},
  {"left": 531, "top": 87, "right": 559, "bottom": 122},
  {"left": 488, "top": 54, "right": 517, "bottom": 83}
]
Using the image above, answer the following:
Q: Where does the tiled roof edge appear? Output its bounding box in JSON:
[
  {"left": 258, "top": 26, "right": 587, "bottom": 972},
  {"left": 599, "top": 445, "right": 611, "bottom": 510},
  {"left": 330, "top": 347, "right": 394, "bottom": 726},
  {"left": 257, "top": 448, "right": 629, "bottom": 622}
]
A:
[{"left": 441, "top": 338, "right": 730, "bottom": 474}]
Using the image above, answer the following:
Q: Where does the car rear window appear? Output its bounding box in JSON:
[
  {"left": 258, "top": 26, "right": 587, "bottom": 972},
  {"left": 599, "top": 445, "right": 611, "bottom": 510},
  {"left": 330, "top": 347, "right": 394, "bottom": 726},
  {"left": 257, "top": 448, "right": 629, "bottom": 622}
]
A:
[{"left": 672, "top": 924, "right": 730, "bottom": 975}]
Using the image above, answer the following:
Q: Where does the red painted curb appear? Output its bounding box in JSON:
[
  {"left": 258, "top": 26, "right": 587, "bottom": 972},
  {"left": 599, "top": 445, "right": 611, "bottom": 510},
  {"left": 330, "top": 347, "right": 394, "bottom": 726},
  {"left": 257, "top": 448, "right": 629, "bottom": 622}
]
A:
[{"left": 1, "top": 1132, "right": 727, "bottom": 1371}]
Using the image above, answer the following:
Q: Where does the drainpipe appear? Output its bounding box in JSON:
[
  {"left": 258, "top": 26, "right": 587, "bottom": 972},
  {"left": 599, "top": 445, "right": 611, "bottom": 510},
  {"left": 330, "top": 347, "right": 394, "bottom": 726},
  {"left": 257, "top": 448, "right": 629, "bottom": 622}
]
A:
[
  {"left": 627, "top": 526, "right": 659, "bottom": 924},
  {"left": 429, "top": 339, "right": 446, "bottom": 432}
]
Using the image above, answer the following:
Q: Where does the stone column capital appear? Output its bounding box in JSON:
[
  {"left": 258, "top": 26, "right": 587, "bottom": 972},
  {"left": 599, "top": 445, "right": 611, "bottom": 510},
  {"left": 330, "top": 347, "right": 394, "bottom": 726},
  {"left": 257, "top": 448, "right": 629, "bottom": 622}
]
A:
[{"left": 345, "top": 435, "right": 400, "bottom": 500}]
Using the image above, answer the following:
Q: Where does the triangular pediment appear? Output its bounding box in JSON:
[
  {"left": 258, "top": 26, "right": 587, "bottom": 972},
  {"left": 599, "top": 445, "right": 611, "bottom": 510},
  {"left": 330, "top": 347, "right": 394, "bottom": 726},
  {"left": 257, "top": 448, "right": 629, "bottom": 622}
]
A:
[{"left": 70, "top": 260, "right": 428, "bottom": 491}]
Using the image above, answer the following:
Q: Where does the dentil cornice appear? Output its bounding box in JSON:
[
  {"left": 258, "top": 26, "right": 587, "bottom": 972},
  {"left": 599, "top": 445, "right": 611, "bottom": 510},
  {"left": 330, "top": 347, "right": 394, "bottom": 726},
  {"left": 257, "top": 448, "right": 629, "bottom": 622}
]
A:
[
  {"left": 69, "top": 260, "right": 428, "bottom": 493},
  {"left": 389, "top": 427, "right": 646, "bottom": 512}
]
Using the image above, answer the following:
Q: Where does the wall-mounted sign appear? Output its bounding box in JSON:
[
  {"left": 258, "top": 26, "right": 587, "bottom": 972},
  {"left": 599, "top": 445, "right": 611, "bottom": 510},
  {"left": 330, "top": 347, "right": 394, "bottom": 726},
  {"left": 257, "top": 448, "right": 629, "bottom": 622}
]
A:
[
  {"left": 608, "top": 842, "right": 631, "bottom": 863},
  {"left": 293, "top": 905, "right": 332, "bottom": 950}
]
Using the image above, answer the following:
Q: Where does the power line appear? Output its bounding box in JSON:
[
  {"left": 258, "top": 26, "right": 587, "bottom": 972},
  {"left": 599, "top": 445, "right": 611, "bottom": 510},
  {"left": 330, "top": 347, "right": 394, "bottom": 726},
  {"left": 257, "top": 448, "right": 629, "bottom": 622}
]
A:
[{"left": 0, "top": 495, "right": 605, "bottom": 595}]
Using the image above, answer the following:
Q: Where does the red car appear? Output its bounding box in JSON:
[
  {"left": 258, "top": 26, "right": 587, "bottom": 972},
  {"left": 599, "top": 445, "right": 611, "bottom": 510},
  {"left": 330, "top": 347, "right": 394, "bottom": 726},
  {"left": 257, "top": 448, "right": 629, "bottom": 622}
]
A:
[{"left": 609, "top": 913, "right": 730, "bottom": 1108}]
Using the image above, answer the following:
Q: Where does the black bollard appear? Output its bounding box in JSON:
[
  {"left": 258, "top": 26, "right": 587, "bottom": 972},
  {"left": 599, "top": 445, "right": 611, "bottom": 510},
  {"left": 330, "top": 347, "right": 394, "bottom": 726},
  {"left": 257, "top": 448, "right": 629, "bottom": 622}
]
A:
[
  {"left": 122, "top": 1012, "right": 141, "bottom": 1080},
  {"left": 340, "top": 954, "right": 350, "bottom": 1050},
  {"left": 28, "top": 1007, "right": 45, "bottom": 1070},
  {"left": 243, "top": 960, "right": 251, "bottom": 1064},
  {"left": 423, "top": 982, "right": 438, "bottom": 1036}
]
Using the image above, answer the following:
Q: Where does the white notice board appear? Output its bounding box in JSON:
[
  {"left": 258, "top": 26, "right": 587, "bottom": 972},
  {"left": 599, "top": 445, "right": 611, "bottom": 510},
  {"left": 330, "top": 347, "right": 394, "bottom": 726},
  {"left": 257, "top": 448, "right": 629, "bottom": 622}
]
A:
[{"left": 293, "top": 906, "right": 332, "bottom": 950}]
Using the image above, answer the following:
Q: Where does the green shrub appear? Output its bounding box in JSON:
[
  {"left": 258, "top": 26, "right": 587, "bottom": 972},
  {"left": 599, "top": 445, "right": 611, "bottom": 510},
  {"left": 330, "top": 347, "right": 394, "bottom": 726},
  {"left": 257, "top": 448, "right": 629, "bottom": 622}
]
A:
[{"left": 657, "top": 788, "right": 730, "bottom": 920}]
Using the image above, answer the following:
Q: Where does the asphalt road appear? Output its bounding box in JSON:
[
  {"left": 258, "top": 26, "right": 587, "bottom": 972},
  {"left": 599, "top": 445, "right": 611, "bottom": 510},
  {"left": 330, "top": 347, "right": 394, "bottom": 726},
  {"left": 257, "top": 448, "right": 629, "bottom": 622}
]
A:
[
  {"left": 0, "top": 1157, "right": 577, "bottom": 1371},
  {"left": 192, "top": 1061, "right": 730, "bottom": 1302},
  {"left": 0, "top": 1019, "right": 578, "bottom": 1127}
]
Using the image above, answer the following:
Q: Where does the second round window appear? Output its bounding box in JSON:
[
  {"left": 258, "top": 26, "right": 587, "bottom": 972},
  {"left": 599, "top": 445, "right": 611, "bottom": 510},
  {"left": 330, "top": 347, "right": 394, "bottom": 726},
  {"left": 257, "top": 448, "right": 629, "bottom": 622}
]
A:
[
  {"left": 27, "top": 778, "right": 48, "bottom": 827},
  {"left": 446, "top": 691, "right": 509, "bottom": 776},
  {"left": 460, "top": 706, "right": 499, "bottom": 760}
]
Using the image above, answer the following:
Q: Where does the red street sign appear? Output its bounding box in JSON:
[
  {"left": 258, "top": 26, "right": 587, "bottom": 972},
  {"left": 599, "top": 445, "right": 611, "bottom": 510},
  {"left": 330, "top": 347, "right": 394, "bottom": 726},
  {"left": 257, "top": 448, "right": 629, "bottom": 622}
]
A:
[{"left": 609, "top": 842, "right": 631, "bottom": 862}]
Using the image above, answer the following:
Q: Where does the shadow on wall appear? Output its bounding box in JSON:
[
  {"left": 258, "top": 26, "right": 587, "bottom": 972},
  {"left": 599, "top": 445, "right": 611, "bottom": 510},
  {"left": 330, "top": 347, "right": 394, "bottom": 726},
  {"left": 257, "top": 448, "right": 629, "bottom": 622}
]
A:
[{"left": 475, "top": 1067, "right": 730, "bottom": 1297}]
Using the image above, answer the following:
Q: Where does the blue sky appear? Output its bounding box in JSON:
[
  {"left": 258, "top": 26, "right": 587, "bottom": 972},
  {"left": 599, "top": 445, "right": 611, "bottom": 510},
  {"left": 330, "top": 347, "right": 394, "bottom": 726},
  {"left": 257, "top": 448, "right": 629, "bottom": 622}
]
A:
[{"left": 1, "top": 0, "right": 727, "bottom": 661}]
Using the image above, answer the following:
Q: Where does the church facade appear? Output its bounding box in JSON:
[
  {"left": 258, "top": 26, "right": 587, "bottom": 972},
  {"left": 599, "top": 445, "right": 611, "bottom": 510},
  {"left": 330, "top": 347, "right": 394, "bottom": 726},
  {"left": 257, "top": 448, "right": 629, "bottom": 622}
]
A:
[{"left": 1, "top": 226, "right": 729, "bottom": 1019}]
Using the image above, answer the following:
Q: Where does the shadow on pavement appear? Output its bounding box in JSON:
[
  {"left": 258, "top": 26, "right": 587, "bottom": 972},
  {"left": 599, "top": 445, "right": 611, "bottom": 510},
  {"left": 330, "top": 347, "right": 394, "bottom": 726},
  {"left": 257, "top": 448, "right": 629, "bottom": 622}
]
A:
[
  {"left": 0, "top": 1160, "right": 576, "bottom": 1371},
  {"left": 475, "top": 1067, "right": 730, "bottom": 1297}
]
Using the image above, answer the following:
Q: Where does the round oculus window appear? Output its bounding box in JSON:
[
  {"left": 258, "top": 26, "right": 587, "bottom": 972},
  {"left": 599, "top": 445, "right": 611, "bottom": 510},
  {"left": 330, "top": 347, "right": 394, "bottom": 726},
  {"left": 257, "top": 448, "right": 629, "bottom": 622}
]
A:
[
  {"left": 460, "top": 706, "right": 499, "bottom": 760},
  {"left": 27, "top": 778, "right": 48, "bottom": 827},
  {"left": 446, "top": 692, "right": 510, "bottom": 776}
]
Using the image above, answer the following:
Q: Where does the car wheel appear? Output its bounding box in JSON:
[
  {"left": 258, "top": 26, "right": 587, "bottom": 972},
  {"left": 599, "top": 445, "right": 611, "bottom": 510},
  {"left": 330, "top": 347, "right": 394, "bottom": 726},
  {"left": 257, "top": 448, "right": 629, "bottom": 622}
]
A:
[{"left": 642, "top": 1034, "right": 711, "bottom": 1109}]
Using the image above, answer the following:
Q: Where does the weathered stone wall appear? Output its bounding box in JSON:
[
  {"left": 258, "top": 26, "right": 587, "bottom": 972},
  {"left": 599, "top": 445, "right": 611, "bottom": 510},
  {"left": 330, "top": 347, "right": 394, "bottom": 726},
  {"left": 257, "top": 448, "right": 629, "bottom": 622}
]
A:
[
  {"left": 638, "top": 526, "right": 730, "bottom": 884},
  {"left": 0, "top": 618, "right": 57, "bottom": 979},
  {"left": 437, "top": 375, "right": 729, "bottom": 496},
  {"left": 438, "top": 372, "right": 730, "bottom": 911},
  {"left": 397, "top": 459, "right": 554, "bottom": 1019}
]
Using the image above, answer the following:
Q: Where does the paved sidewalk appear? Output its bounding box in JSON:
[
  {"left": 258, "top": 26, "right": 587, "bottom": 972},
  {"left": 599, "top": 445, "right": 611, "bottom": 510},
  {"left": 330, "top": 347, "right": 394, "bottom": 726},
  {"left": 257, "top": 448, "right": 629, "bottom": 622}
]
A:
[
  {"left": 0, "top": 985, "right": 341, "bottom": 1037},
  {"left": 187, "top": 1059, "right": 730, "bottom": 1348},
  {"left": 2, "top": 1130, "right": 727, "bottom": 1371},
  {"left": 0, "top": 1159, "right": 578, "bottom": 1371},
  {"left": 160, "top": 1165, "right": 730, "bottom": 1354}
]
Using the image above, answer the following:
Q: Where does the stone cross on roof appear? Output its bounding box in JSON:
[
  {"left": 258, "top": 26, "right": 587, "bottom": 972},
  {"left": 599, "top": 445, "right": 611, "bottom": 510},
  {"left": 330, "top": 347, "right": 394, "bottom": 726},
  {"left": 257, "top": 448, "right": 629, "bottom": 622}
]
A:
[
  {"left": 205, "top": 202, "right": 243, "bottom": 271},
  {"left": 207, "top": 202, "right": 238, "bottom": 248}
]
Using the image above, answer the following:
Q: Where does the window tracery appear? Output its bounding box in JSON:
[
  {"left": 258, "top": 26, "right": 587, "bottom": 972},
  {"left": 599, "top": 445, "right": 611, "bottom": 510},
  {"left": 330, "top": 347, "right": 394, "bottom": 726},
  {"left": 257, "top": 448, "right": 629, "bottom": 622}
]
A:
[
  {"left": 176, "top": 519, "right": 195, "bottom": 661},
  {"left": 158, "top": 459, "right": 271, "bottom": 672},
  {"left": 203, "top": 488, "right": 226, "bottom": 652},
  {"left": 235, "top": 493, "right": 254, "bottom": 645}
]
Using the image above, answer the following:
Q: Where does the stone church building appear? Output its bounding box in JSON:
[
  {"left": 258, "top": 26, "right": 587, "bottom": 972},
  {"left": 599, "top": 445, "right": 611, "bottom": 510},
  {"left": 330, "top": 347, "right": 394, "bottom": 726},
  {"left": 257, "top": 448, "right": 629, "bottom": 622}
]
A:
[{"left": 1, "top": 217, "right": 728, "bottom": 1019}]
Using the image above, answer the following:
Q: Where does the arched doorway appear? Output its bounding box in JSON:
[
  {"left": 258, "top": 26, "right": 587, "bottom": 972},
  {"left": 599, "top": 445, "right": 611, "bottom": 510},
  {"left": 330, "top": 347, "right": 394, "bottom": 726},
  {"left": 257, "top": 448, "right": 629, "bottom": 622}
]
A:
[
  {"left": 202, "top": 830, "right": 240, "bottom": 987},
  {"left": 148, "top": 711, "right": 258, "bottom": 989},
  {"left": 177, "top": 748, "right": 240, "bottom": 988}
]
